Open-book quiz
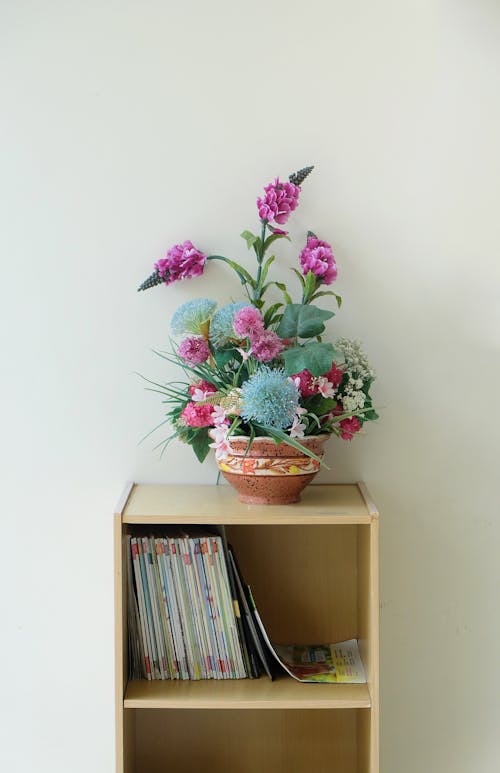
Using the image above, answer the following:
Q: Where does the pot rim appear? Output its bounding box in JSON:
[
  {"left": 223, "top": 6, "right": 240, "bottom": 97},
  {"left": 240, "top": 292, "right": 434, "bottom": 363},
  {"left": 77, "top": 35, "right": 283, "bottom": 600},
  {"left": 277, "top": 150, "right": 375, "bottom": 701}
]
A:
[{"left": 209, "top": 432, "right": 330, "bottom": 442}]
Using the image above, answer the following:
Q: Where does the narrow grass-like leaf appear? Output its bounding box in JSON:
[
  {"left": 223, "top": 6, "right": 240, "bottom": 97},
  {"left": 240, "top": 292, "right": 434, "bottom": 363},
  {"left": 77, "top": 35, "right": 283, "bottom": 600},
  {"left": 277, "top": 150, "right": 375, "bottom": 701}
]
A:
[{"left": 252, "top": 423, "right": 328, "bottom": 467}]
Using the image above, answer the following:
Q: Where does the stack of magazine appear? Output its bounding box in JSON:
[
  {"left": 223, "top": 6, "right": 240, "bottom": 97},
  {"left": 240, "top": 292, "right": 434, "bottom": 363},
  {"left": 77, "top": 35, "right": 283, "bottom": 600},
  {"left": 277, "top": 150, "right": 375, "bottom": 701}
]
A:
[{"left": 127, "top": 528, "right": 366, "bottom": 683}]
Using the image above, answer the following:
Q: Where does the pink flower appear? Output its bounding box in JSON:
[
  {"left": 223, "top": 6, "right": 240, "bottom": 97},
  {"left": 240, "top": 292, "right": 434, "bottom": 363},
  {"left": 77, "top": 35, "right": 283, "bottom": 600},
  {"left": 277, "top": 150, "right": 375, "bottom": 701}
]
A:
[
  {"left": 324, "top": 362, "right": 344, "bottom": 388},
  {"left": 290, "top": 415, "right": 306, "bottom": 439},
  {"left": 178, "top": 336, "right": 210, "bottom": 364},
  {"left": 339, "top": 416, "right": 361, "bottom": 440},
  {"left": 250, "top": 330, "right": 283, "bottom": 362},
  {"left": 190, "top": 388, "right": 212, "bottom": 402},
  {"left": 316, "top": 376, "right": 336, "bottom": 399},
  {"left": 236, "top": 347, "right": 252, "bottom": 362},
  {"left": 189, "top": 380, "right": 216, "bottom": 397},
  {"left": 292, "top": 369, "right": 316, "bottom": 397},
  {"left": 211, "top": 406, "right": 228, "bottom": 426},
  {"left": 299, "top": 236, "right": 337, "bottom": 285},
  {"left": 233, "top": 306, "right": 265, "bottom": 339},
  {"left": 209, "top": 426, "right": 233, "bottom": 460},
  {"left": 257, "top": 178, "right": 300, "bottom": 225},
  {"left": 180, "top": 402, "right": 214, "bottom": 428},
  {"left": 156, "top": 240, "right": 207, "bottom": 285}
]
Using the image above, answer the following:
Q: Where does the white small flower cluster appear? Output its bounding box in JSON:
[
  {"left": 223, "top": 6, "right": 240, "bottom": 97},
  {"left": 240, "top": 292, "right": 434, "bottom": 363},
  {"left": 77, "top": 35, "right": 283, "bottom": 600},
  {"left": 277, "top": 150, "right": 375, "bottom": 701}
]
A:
[
  {"left": 336, "top": 338, "right": 375, "bottom": 381},
  {"left": 342, "top": 385, "right": 366, "bottom": 414},
  {"left": 336, "top": 338, "right": 374, "bottom": 415}
]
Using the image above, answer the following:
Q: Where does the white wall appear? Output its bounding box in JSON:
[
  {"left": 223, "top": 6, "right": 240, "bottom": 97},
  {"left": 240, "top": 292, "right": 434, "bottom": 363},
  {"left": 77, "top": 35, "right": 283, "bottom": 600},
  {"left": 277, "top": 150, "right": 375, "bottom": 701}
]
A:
[{"left": 2, "top": 1, "right": 499, "bottom": 771}]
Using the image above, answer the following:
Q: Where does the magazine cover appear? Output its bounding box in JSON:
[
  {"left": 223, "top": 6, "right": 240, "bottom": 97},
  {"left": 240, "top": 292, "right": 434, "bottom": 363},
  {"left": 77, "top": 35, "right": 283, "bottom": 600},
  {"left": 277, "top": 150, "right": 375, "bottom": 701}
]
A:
[{"left": 250, "top": 587, "right": 366, "bottom": 683}]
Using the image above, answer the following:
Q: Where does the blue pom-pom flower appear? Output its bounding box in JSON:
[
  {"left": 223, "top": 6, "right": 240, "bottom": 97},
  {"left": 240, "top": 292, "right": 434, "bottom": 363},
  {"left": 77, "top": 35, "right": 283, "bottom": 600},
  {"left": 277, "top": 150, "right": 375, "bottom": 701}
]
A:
[
  {"left": 209, "top": 302, "right": 247, "bottom": 347},
  {"left": 241, "top": 367, "right": 299, "bottom": 429},
  {"left": 171, "top": 298, "right": 217, "bottom": 337}
]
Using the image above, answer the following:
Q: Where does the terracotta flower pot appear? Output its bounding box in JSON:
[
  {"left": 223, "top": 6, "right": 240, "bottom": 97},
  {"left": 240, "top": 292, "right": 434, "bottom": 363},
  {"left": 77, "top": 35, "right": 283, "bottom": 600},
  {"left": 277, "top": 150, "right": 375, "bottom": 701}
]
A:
[{"left": 213, "top": 435, "right": 329, "bottom": 505}]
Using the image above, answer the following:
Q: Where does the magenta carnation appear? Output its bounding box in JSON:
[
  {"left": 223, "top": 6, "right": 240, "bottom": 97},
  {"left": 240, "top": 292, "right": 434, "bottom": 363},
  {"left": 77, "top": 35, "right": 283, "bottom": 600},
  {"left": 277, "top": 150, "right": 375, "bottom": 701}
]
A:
[
  {"left": 299, "top": 236, "right": 337, "bottom": 285},
  {"left": 251, "top": 330, "right": 283, "bottom": 362},
  {"left": 257, "top": 178, "right": 300, "bottom": 225},
  {"left": 233, "top": 306, "right": 265, "bottom": 338},
  {"left": 155, "top": 240, "right": 207, "bottom": 285},
  {"left": 180, "top": 402, "right": 214, "bottom": 428},
  {"left": 339, "top": 416, "right": 361, "bottom": 440},
  {"left": 324, "top": 362, "right": 344, "bottom": 388},
  {"left": 178, "top": 336, "right": 210, "bottom": 364},
  {"left": 292, "top": 369, "right": 316, "bottom": 397}
]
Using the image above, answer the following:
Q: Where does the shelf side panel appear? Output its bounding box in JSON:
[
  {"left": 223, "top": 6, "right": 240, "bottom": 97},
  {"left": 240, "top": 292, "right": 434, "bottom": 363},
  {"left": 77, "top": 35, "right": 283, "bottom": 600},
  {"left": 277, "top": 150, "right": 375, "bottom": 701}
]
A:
[
  {"left": 114, "top": 513, "right": 125, "bottom": 773},
  {"left": 115, "top": 515, "right": 136, "bottom": 773},
  {"left": 357, "top": 521, "right": 379, "bottom": 773}
]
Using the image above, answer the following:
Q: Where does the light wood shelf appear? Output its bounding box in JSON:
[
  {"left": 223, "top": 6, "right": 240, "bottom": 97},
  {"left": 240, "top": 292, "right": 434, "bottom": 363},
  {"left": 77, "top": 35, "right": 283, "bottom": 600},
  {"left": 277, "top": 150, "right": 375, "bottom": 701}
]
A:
[
  {"left": 115, "top": 483, "right": 379, "bottom": 773},
  {"left": 121, "top": 482, "right": 376, "bottom": 524},
  {"left": 124, "top": 675, "right": 372, "bottom": 710}
]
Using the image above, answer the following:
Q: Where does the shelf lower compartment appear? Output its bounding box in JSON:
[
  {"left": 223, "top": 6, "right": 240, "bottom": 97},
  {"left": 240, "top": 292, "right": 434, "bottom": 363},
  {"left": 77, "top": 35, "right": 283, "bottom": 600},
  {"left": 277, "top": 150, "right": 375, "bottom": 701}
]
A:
[{"left": 124, "top": 675, "right": 371, "bottom": 710}]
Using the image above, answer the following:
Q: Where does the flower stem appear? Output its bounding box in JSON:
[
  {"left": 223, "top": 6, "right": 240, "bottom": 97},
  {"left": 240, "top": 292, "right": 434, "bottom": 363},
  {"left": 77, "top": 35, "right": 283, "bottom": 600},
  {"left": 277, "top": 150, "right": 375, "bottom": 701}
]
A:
[{"left": 253, "top": 220, "right": 267, "bottom": 303}]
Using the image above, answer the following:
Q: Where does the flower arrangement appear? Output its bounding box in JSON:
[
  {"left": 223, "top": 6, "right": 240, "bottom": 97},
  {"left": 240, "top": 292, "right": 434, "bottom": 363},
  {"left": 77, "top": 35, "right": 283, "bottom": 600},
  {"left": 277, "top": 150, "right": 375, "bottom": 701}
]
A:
[{"left": 138, "top": 166, "right": 378, "bottom": 466}]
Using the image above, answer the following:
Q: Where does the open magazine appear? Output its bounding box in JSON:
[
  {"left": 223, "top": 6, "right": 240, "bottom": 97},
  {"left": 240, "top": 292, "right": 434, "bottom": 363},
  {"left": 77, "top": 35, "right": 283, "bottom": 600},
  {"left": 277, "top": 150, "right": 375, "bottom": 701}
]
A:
[
  {"left": 226, "top": 543, "right": 367, "bottom": 684},
  {"left": 249, "top": 588, "right": 366, "bottom": 683}
]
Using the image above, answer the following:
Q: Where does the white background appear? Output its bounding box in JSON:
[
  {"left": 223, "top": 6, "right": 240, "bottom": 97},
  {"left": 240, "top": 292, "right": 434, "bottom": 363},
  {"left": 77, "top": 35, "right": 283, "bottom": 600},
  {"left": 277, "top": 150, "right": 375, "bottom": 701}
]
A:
[{"left": 2, "top": 1, "right": 500, "bottom": 771}]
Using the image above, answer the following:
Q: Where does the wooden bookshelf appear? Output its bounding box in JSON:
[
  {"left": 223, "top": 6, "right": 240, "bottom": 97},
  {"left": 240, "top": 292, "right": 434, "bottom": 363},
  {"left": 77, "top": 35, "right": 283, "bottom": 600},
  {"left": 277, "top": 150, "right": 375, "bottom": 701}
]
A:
[{"left": 115, "top": 483, "right": 379, "bottom": 773}]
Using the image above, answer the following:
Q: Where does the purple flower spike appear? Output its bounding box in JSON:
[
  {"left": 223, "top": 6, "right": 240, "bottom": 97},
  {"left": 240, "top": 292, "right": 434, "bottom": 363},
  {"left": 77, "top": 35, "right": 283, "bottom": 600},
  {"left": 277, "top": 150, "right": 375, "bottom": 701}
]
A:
[{"left": 257, "top": 178, "right": 300, "bottom": 225}]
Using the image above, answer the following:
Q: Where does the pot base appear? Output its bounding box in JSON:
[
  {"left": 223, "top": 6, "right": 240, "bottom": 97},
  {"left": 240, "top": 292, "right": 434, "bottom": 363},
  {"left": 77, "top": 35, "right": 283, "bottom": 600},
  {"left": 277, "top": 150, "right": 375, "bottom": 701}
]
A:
[
  {"left": 221, "top": 471, "right": 316, "bottom": 505},
  {"left": 214, "top": 435, "right": 329, "bottom": 506}
]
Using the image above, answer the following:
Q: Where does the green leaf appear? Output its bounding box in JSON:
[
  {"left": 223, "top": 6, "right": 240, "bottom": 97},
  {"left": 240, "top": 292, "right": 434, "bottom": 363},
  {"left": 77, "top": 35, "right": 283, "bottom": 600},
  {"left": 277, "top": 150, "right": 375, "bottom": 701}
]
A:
[
  {"left": 263, "top": 302, "right": 283, "bottom": 328},
  {"left": 283, "top": 342, "right": 336, "bottom": 377},
  {"left": 263, "top": 232, "right": 290, "bottom": 252},
  {"left": 191, "top": 429, "right": 211, "bottom": 463},
  {"left": 241, "top": 231, "right": 262, "bottom": 258},
  {"left": 214, "top": 348, "right": 235, "bottom": 368},
  {"left": 243, "top": 424, "right": 256, "bottom": 460},
  {"left": 304, "top": 395, "right": 337, "bottom": 416},
  {"left": 259, "top": 254, "right": 275, "bottom": 286},
  {"left": 291, "top": 267, "right": 306, "bottom": 289},
  {"left": 277, "top": 303, "right": 334, "bottom": 339},
  {"left": 240, "top": 230, "right": 258, "bottom": 250},
  {"left": 359, "top": 394, "right": 378, "bottom": 421},
  {"left": 310, "top": 290, "right": 342, "bottom": 308},
  {"left": 303, "top": 270, "right": 317, "bottom": 302},
  {"left": 273, "top": 282, "right": 293, "bottom": 305},
  {"left": 361, "top": 377, "right": 375, "bottom": 395},
  {"left": 206, "top": 255, "right": 256, "bottom": 289},
  {"left": 252, "top": 423, "right": 328, "bottom": 467}
]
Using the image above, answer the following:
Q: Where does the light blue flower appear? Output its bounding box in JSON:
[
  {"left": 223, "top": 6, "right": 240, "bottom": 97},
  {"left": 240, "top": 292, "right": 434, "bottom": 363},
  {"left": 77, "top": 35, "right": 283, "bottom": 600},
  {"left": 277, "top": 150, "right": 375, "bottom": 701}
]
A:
[
  {"left": 209, "top": 302, "right": 247, "bottom": 348},
  {"left": 241, "top": 367, "right": 299, "bottom": 429},
  {"left": 171, "top": 298, "right": 217, "bottom": 337}
]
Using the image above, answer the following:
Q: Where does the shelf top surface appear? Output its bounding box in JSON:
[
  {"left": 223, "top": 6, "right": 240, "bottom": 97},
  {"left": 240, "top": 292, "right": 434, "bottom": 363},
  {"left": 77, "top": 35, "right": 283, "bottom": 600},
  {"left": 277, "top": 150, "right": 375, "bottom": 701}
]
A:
[
  {"left": 119, "top": 483, "right": 377, "bottom": 524},
  {"left": 124, "top": 675, "right": 371, "bottom": 710}
]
